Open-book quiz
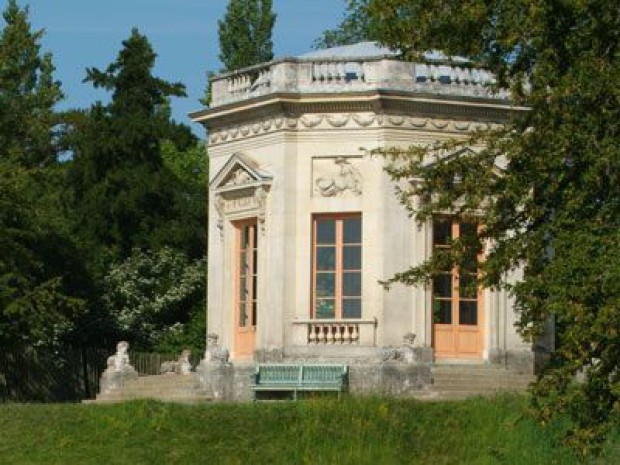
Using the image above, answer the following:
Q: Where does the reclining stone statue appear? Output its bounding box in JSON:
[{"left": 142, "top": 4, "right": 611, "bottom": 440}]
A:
[{"left": 159, "top": 349, "right": 193, "bottom": 375}]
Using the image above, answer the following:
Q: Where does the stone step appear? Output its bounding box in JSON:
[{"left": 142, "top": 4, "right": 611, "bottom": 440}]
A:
[{"left": 125, "top": 375, "right": 199, "bottom": 386}]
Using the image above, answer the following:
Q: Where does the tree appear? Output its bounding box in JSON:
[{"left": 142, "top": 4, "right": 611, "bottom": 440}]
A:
[
  {"left": 218, "top": 0, "right": 276, "bottom": 71},
  {"left": 0, "top": 0, "right": 85, "bottom": 349},
  {"left": 313, "top": 0, "right": 377, "bottom": 50},
  {"left": 0, "top": 0, "right": 63, "bottom": 168},
  {"left": 67, "top": 29, "right": 201, "bottom": 264},
  {"left": 363, "top": 0, "right": 620, "bottom": 456}
]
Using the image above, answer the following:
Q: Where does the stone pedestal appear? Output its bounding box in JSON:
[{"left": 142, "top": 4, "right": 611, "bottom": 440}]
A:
[
  {"left": 195, "top": 360, "right": 234, "bottom": 401},
  {"left": 100, "top": 367, "right": 138, "bottom": 394}
]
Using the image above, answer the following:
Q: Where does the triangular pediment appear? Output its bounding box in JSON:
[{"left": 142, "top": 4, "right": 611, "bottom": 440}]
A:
[{"left": 211, "top": 153, "right": 272, "bottom": 191}]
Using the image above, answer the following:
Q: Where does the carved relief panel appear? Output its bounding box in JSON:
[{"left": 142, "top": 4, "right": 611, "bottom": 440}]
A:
[{"left": 312, "top": 156, "right": 363, "bottom": 198}]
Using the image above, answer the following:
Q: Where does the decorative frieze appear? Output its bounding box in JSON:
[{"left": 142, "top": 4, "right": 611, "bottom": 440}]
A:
[{"left": 208, "top": 113, "right": 503, "bottom": 145}]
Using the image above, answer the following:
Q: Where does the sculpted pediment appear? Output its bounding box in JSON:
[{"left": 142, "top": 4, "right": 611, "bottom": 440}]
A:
[
  {"left": 211, "top": 153, "right": 272, "bottom": 192},
  {"left": 211, "top": 153, "right": 272, "bottom": 236}
]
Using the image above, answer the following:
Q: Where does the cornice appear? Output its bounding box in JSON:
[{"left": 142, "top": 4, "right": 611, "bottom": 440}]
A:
[{"left": 192, "top": 90, "right": 524, "bottom": 132}]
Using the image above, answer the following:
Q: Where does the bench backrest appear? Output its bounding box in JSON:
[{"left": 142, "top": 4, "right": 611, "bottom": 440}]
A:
[
  {"left": 255, "top": 363, "right": 347, "bottom": 386},
  {"left": 257, "top": 364, "right": 301, "bottom": 384},
  {"left": 301, "top": 364, "right": 347, "bottom": 384}
]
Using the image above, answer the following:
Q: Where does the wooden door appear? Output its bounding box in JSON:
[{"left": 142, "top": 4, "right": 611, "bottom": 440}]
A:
[
  {"left": 234, "top": 220, "right": 258, "bottom": 359},
  {"left": 432, "top": 218, "right": 483, "bottom": 359}
]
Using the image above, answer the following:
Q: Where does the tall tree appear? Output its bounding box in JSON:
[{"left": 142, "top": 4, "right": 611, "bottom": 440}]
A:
[
  {"left": 0, "top": 0, "right": 63, "bottom": 167},
  {"left": 67, "top": 29, "right": 201, "bottom": 265},
  {"left": 366, "top": 0, "right": 619, "bottom": 456},
  {"left": 217, "top": 0, "right": 276, "bottom": 71},
  {"left": 0, "top": 0, "right": 85, "bottom": 349}
]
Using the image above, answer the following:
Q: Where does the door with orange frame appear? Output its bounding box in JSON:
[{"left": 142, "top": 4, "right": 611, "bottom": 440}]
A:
[{"left": 432, "top": 217, "right": 483, "bottom": 359}]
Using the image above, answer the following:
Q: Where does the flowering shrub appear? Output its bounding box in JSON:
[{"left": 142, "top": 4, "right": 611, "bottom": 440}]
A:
[{"left": 103, "top": 247, "right": 205, "bottom": 350}]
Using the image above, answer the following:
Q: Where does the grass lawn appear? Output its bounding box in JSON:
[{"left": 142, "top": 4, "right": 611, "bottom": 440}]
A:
[{"left": 0, "top": 395, "right": 617, "bottom": 464}]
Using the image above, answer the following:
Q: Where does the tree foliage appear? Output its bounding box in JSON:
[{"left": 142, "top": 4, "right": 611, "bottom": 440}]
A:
[
  {"left": 218, "top": 0, "right": 276, "bottom": 71},
  {"left": 0, "top": 0, "right": 86, "bottom": 349},
  {"left": 67, "top": 29, "right": 202, "bottom": 264},
  {"left": 363, "top": 0, "right": 620, "bottom": 455}
]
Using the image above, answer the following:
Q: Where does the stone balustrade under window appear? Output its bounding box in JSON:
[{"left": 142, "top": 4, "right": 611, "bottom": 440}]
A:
[
  {"left": 209, "top": 56, "right": 509, "bottom": 108},
  {"left": 292, "top": 318, "right": 377, "bottom": 346}
]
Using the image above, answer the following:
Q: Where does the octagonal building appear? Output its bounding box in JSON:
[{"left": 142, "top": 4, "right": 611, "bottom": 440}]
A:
[{"left": 191, "top": 42, "right": 548, "bottom": 382}]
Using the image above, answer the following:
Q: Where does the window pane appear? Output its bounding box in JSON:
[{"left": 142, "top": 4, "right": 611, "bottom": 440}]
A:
[
  {"left": 433, "top": 274, "right": 452, "bottom": 298},
  {"left": 316, "top": 273, "right": 335, "bottom": 297},
  {"left": 316, "top": 247, "right": 336, "bottom": 271},
  {"left": 433, "top": 218, "right": 452, "bottom": 246},
  {"left": 240, "top": 252, "right": 247, "bottom": 274},
  {"left": 316, "top": 299, "right": 335, "bottom": 319},
  {"left": 460, "top": 221, "right": 478, "bottom": 241},
  {"left": 459, "top": 274, "right": 477, "bottom": 299},
  {"left": 343, "top": 246, "right": 361, "bottom": 270},
  {"left": 252, "top": 276, "right": 257, "bottom": 300},
  {"left": 242, "top": 225, "right": 250, "bottom": 248},
  {"left": 460, "top": 249, "right": 478, "bottom": 273},
  {"left": 239, "top": 279, "right": 247, "bottom": 300},
  {"left": 239, "top": 302, "right": 248, "bottom": 327},
  {"left": 343, "top": 217, "right": 362, "bottom": 243},
  {"left": 252, "top": 223, "right": 258, "bottom": 245},
  {"left": 316, "top": 219, "right": 336, "bottom": 244},
  {"left": 459, "top": 301, "right": 478, "bottom": 325},
  {"left": 342, "top": 299, "right": 361, "bottom": 318},
  {"left": 252, "top": 301, "right": 257, "bottom": 327},
  {"left": 252, "top": 250, "right": 258, "bottom": 273},
  {"left": 433, "top": 299, "right": 452, "bottom": 324},
  {"left": 343, "top": 272, "right": 361, "bottom": 296}
]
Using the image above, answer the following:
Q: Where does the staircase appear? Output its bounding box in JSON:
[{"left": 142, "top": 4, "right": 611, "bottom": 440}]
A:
[
  {"left": 90, "top": 374, "right": 212, "bottom": 404},
  {"left": 424, "top": 364, "right": 535, "bottom": 400}
]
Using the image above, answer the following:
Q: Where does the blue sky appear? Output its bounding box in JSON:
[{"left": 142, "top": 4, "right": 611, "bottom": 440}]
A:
[{"left": 18, "top": 0, "right": 345, "bottom": 137}]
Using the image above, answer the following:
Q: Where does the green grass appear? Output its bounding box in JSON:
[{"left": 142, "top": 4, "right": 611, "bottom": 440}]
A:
[{"left": 0, "top": 395, "right": 617, "bottom": 464}]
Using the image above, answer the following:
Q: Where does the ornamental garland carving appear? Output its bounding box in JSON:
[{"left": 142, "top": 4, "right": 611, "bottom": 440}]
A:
[{"left": 208, "top": 114, "right": 503, "bottom": 145}]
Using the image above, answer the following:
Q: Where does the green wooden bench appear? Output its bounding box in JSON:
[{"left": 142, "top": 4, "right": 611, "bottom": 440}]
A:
[{"left": 251, "top": 363, "right": 348, "bottom": 400}]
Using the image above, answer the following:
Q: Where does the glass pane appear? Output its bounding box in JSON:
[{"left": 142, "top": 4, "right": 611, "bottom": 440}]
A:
[
  {"left": 242, "top": 225, "right": 250, "bottom": 248},
  {"left": 343, "top": 246, "right": 361, "bottom": 270},
  {"left": 433, "top": 274, "right": 452, "bottom": 298},
  {"left": 252, "top": 301, "right": 257, "bottom": 327},
  {"left": 343, "top": 272, "right": 361, "bottom": 296},
  {"left": 433, "top": 299, "right": 452, "bottom": 324},
  {"left": 316, "top": 219, "right": 336, "bottom": 244},
  {"left": 239, "top": 279, "right": 247, "bottom": 300},
  {"left": 239, "top": 252, "right": 247, "bottom": 274},
  {"left": 433, "top": 218, "right": 452, "bottom": 246},
  {"left": 459, "top": 301, "right": 478, "bottom": 325},
  {"left": 459, "top": 274, "right": 477, "bottom": 299},
  {"left": 342, "top": 299, "right": 361, "bottom": 318},
  {"left": 460, "top": 249, "right": 478, "bottom": 273},
  {"left": 316, "top": 299, "right": 335, "bottom": 319},
  {"left": 252, "top": 250, "right": 258, "bottom": 273},
  {"left": 252, "top": 276, "right": 257, "bottom": 300},
  {"left": 316, "top": 247, "right": 336, "bottom": 271},
  {"left": 316, "top": 273, "right": 335, "bottom": 297},
  {"left": 343, "top": 217, "right": 362, "bottom": 243},
  {"left": 460, "top": 221, "right": 478, "bottom": 241},
  {"left": 239, "top": 302, "right": 248, "bottom": 327},
  {"left": 252, "top": 223, "right": 258, "bottom": 245}
]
